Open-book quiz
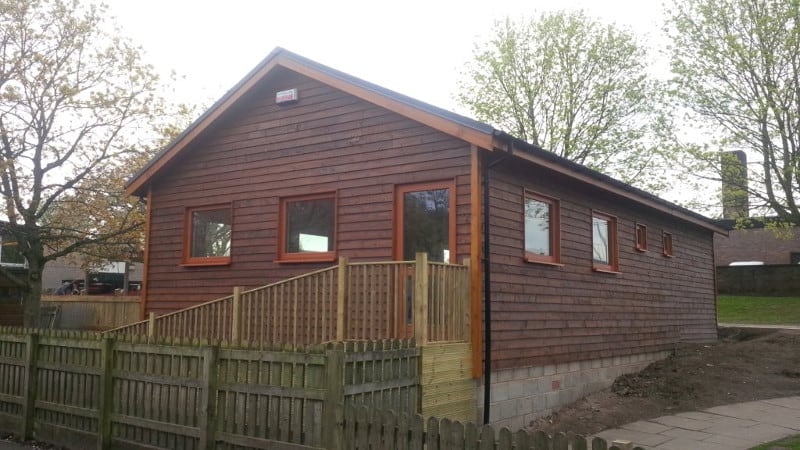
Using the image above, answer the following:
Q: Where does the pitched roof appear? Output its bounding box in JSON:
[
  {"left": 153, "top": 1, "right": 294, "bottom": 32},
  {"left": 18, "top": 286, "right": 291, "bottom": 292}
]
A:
[{"left": 127, "top": 47, "right": 725, "bottom": 234}]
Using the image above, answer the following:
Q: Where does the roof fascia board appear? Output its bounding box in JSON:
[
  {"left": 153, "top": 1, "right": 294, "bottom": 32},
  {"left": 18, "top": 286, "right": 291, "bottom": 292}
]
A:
[{"left": 490, "top": 137, "right": 726, "bottom": 234}]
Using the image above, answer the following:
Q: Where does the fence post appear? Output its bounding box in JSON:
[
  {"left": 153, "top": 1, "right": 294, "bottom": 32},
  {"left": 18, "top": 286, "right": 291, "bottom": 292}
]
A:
[
  {"left": 97, "top": 337, "right": 114, "bottom": 450},
  {"left": 336, "top": 257, "right": 348, "bottom": 341},
  {"left": 231, "top": 287, "right": 241, "bottom": 345},
  {"left": 414, "top": 252, "right": 429, "bottom": 345},
  {"left": 21, "top": 332, "right": 39, "bottom": 440},
  {"left": 322, "top": 342, "right": 345, "bottom": 450},
  {"left": 198, "top": 345, "right": 218, "bottom": 450},
  {"left": 147, "top": 312, "right": 155, "bottom": 339}
]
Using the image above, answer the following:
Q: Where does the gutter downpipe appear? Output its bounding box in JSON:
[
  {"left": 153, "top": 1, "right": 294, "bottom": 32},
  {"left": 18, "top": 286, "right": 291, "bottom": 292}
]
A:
[{"left": 482, "top": 134, "right": 512, "bottom": 424}]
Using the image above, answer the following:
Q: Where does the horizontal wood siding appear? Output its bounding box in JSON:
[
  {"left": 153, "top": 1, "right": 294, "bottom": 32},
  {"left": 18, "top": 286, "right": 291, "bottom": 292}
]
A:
[
  {"left": 488, "top": 162, "right": 717, "bottom": 370},
  {"left": 145, "top": 67, "right": 471, "bottom": 314}
]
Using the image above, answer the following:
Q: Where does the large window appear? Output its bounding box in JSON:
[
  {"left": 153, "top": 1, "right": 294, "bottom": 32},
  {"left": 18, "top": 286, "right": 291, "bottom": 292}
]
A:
[
  {"left": 592, "top": 212, "right": 619, "bottom": 272},
  {"left": 279, "top": 193, "right": 336, "bottom": 262},
  {"left": 524, "top": 191, "right": 560, "bottom": 264},
  {"left": 184, "top": 205, "right": 232, "bottom": 265}
]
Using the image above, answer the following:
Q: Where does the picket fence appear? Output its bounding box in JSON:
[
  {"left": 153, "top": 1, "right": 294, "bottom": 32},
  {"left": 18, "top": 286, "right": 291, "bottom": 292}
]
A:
[{"left": 0, "top": 328, "right": 642, "bottom": 450}]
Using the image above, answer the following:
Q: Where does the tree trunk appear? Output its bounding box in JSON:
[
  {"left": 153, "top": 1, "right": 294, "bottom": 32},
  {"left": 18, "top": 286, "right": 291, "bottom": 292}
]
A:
[{"left": 22, "top": 268, "right": 42, "bottom": 328}]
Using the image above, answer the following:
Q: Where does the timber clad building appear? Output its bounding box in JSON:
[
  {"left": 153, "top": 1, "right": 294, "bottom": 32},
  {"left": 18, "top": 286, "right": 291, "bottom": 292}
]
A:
[{"left": 127, "top": 48, "right": 724, "bottom": 428}]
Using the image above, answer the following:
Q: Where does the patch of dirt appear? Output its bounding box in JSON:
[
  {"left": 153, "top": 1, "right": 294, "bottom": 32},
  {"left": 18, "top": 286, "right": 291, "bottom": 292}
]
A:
[{"left": 528, "top": 327, "right": 800, "bottom": 436}]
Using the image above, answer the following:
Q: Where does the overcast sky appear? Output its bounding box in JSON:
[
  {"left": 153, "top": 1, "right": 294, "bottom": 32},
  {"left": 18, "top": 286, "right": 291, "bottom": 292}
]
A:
[{"left": 105, "top": 0, "right": 667, "bottom": 114}]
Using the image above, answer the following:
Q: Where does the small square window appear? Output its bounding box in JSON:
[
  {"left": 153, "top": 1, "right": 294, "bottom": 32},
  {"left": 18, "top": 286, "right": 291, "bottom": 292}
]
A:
[
  {"left": 524, "top": 191, "right": 561, "bottom": 265},
  {"left": 279, "top": 193, "right": 337, "bottom": 262},
  {"left": 184, "top": 205, "right": 232, "bottom": 265},
  {"left": 663, "top": 232, "right": 673, "bottom": 257},
  {"left": 592, "top": 211, "right": 619, "bottom": 272},
  {"left": 635, "top": 223, "right": 648, "bottom": 252}
]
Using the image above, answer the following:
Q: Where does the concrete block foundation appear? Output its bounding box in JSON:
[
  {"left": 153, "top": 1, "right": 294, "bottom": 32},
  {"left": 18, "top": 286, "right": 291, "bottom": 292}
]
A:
[{"left": 477, "top": 350, "right": 671, "bottom": 431}]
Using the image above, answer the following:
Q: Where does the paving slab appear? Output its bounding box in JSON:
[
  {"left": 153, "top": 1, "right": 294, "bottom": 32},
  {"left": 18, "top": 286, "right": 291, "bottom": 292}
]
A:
[{"left": 594, "top": 395, "right": 800, "bottom": 450}]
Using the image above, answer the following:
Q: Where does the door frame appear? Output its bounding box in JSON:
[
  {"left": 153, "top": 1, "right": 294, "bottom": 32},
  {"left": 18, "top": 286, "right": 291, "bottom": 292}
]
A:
[
  {"left": 393, "top": 180, "right": 457, "bottom": 262},
  {"left": 392, "top": 180, "right": 457, "bottom": 337}
]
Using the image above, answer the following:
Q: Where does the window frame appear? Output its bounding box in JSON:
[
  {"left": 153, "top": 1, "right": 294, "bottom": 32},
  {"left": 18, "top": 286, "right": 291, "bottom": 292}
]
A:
[
  {"left": 394, "top": 181, "right": 456, "bottom": 263},
  {"left": 277, "top": 192, "right": 338, "bottom": 263},
  {"left": 523, "top": 190, "right": 562, "bottom": 266},
  {"left": 634, "top": 223, "right": 648, "bottom": 252},
  {"left": 662, "top": 231, "right": 674, "bottom": 257},
  {"left": 183, "top": 204, "right": 233, "bottom": 267},
  {"left": 591, "top": 210, "right": 619, "bottom": 273}
]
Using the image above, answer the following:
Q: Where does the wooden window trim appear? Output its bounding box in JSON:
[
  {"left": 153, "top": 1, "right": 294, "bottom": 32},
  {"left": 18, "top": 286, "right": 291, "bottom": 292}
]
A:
[
  {"left": 394, "top": 180, "right": 457, "bottom": 262},
  {"left": 182, "top": 204, "right": 233, "bottom": 267},
  {"left": 523, "top": 190, "right": 562, "bottom": 266},
  {"left": 662, "top": 231, "right": 674, "bottom": 257},
  {"left": 635, "top": 223, "right": 648, "bottom": 252},
  {"left": 592, "top": 210, "right": 620, "bottom": 273},
  {"left": 276, "top": 192, "right": 337, "bottom": 263}
]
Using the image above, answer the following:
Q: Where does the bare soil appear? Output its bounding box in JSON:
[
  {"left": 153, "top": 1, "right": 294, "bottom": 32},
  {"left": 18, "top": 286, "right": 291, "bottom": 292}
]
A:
[{"left": 529, "top": 327, "right": 800, "bottom": 436}]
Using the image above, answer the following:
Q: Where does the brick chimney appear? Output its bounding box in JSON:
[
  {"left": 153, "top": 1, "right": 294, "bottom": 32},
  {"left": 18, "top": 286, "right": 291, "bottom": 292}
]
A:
[{"left": 720, "top": 150, "right": 749, "bottom": 219}]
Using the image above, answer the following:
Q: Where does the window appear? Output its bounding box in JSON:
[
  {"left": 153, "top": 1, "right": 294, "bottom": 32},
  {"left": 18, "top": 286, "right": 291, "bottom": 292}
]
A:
[
  {"left": 524, "top": 191, "right": 561, "bottom": 264},
  {"left": 791, "top": 252, "right": 800, "bottom": 264},
  {"left": 184, "top": 205, "right": 232, "bottom": 265},
  {"left": 279, "top": 193, "right": 337, "bottom": 262},
  {"left": 0, "top": 234, "right": 25, "bottom": 267},
  {"left": 592, "top": 212, "right": 619, "bottom": 272},
  {"left": 662, "top": 232, "right": 673, "bottom": 257},
  {"left": 635, "top": 223, "right": 648, "bottom": 252}
]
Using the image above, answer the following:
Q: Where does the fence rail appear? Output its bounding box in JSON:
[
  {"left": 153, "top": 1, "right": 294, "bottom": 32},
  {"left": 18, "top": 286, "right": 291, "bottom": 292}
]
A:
[
  {"left": 0, "top": 328, "right": 642, "bottom": 450},
  {"left": 107, "top": 253, "right": 470, "bottom": 347}
]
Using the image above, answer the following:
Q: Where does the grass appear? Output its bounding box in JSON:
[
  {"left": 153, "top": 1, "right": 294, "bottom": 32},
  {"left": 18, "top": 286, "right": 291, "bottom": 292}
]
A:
[
  {"left": 750, "top": 433, "right": 800, "bottom": 449},
  {"left": 718, "top": 295, "right": 800, "bottom": 325}
]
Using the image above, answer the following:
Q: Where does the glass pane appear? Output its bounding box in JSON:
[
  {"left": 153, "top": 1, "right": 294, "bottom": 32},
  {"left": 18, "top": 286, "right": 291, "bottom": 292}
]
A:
[
  {"left": 403, "top": 188, "right": 450, "bottom": 262},
  {"left": 0, "top": 236, "right": 25, "bottom": 265},
  {"left": 525, "top": 198, "right": 551, "bottom": 256},
  {"left": 286, "top": 198, "right": 334, "bottom": 253},
  {"left": 191, "top": 209, "right": 231, "bottom": 258},
  {"left": 592, "top": 216, "right": 609, "bottom": 264}
]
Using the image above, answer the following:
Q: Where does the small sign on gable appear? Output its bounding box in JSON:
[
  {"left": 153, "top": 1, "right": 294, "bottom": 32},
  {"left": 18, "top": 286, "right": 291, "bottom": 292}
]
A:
[{"left": 276, "top": 88, "right": 299, "bottom": 105}]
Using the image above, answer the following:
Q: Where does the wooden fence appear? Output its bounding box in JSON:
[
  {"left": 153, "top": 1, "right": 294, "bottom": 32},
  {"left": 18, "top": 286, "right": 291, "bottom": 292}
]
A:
[
  {"left": 0, "top": 328, "right": 419, "bottom": 450},
  {"left": 41, "top": 296, "right": 140, "bottom": 330},
  {"left": 0, "top": 328, "right": 644, "bottom": 450},
  {"left": 107, "top": 253, "right": 470, "bottom": 347},
  {"left": 339, "top": 403, "right": 645, "bottom": 450}
]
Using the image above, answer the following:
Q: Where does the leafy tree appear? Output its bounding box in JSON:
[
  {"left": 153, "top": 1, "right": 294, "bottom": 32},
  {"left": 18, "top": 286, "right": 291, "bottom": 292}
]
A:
[
  {"left": 458, "top": 11, "right": 669, "bottom": 189},
  {"left": 666, "top": 0, "right": 800, "bottom": 224},
  {"left": 0, "top": 0, "right": 172, "bottom": 325}
]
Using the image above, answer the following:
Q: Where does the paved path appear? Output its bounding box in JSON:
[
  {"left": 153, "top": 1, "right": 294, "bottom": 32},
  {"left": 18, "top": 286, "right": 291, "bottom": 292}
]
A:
[
  {"left": 718, "top": 323, "right": 800, "bottom": 330},
  {"left": 595, "top": 396, "right": 800, "bottom": 449}
]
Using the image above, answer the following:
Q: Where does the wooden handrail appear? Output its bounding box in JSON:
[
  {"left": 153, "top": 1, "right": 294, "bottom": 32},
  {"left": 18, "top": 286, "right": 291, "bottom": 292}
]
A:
[{"left": 107, "top": 256, "right": 471, "bottom": 346}]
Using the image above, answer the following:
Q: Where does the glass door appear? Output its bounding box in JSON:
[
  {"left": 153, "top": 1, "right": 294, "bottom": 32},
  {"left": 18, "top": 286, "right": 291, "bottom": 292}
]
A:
[{"left": 394, "top": 181, "right": 455, "bottom": 336}]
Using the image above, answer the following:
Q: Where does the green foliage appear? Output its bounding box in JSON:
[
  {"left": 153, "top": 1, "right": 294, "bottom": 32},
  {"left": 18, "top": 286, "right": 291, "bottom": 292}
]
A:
[
  {"left": 717, "top": 295, "right": 800, "bottom": 325},
  {"left": 0, "top": 0, "right": 185, "bottom": 324},
  {"left": 749, "top": 433, "right": 800, "bottom": 450},
  {"left": 458, "top": 11, "right": 671, "bottom": 191},
  {"left": 666, "top": 0, "right": 800, "bottom": 224}
]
